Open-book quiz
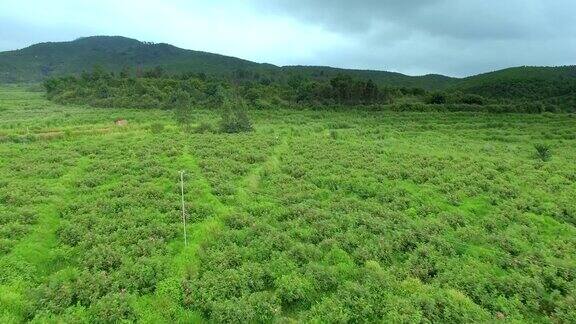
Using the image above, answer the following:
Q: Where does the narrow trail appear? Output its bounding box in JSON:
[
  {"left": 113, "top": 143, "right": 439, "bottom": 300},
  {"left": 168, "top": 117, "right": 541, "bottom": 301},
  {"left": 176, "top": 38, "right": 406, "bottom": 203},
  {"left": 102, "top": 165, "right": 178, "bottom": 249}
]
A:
[
  {"left": 0, "top": 157, "right": 90, "bottom": 323},
  {"left": 133, "top": 136, "right": 291, "bottom": 323},
  {"left": 132, "top": 145, "right": 231, "bottom": 322},
  {"left": 238, "top": 137, "right": 290, "bottom": 202},
  {"left": 0, "top": 126, "right": 150, "bottom": 143},
  {"left": 169, "top": 148, "right": 231, "bottom": 276},
  {"left": 173, "top": 136, "right": 290, "bottom": 276}
]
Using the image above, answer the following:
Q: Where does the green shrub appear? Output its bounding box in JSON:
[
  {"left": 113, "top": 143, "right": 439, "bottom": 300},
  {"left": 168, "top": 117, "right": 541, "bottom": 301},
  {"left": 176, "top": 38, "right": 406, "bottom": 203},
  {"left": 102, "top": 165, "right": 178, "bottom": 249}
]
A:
[
  {"left": 210, "top": 291, "right": 282, "bottom": 323},
  {"left": 88, "top": 293, "right": 135, "bottom": 323},
  {"left": 246, "top": 291, "right": 282, "bottom": 322},
  {"left": 168, "top": 90, "right": 191, "bottom": 108},
  {"left": 307, "top": 296, "right": 350, "bottom": 322},
  {"left": 219, "top": 108, "right": 253, "bottom": 134},
  {"left": 534, "top": 144, "right": 552, "bottom": 161},
  {"left": 174, "top": 102, "right": 193, "bottom": 126},
  {"left": 150, "top": 122, "right": 165, "bottom": 133},
  {"left": 460, "top": 94, "right": 486, "bottom": 105},
  {"left": 210, "top": 298, "right": 254, "bottom": 323},
  {"left": 32, "top": 269, "right": 78, "bottom": 314},
  {"left": 194, "top": 121, "right": 214, "bottom": 134},
  {"left": 426, "top": 92, "right": 447, "bottom": 105},
  {"left": 329, "top": 129, "right": 338, "bottom": 140},
  {"left": 275, "top": 273, "right": 314, "bottom": 306},
  {"left": 82, "top": 245, "right": 123, "bottom": 271},
  {"left": 390, "top": 102, "right": 439, "bottom": 112}
]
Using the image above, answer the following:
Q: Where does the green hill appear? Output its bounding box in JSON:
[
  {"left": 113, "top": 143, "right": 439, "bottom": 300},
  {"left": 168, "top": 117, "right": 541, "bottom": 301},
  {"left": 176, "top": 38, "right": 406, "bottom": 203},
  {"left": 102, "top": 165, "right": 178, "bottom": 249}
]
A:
[
  {"left": 0, "top": 36, "right": 270, "bottom": 83},
  {"left": 451, "top": 66, "right": 576, "bottom": 108},
  {"left": 456, "top": 66, "right": 576, "bottom": 95},
  {"left": 0, "top": 36, "right": 455, "bottom": 89},
  {"left": 1, "top": 36, "right": 575, "bottom": 100},
  {"left": 281, "top": 65, "right": 456, "bottom": 90}
]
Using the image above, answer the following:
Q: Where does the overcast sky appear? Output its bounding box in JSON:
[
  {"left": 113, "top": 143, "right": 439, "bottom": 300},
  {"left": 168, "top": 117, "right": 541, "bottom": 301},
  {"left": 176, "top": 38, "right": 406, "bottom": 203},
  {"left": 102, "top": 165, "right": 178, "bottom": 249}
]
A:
[{"left": 1, "top": 0, "right": 574, "bottom": 77}]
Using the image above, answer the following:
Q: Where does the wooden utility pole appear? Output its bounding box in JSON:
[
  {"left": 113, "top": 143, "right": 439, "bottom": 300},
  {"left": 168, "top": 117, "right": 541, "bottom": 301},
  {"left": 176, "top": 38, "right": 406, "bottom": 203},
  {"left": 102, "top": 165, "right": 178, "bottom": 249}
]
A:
[{"left": 180, "top": 170, "right": 188, "bottom": 246}]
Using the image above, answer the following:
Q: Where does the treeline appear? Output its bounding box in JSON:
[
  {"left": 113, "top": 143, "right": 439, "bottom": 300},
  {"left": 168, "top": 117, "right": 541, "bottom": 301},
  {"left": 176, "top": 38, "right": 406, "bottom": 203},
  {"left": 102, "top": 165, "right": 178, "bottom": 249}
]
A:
[
  {"left": 460, "top": 78, "right": 576, "bottom": 101},
  {"left": 45, "top": 68, "right": 231, "bottom": 109},
  {"left": 44, "top": 67, "right": 399, "bottom": 110},
  {"left": 44, "top": 66, "right": 576, "bottom": 113},
  {"left": 454, "top": 77, "right": 576, "bottom": 113}
]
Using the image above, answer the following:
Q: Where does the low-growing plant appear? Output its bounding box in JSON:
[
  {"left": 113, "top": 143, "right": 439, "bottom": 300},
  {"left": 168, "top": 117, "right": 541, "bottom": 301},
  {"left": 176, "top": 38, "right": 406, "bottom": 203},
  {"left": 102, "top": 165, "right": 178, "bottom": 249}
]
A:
[
  {"left": 194, "top": 121, "right": 214, "bottom": 134},
  {"left": 88, "top": 292, "right": 136, "bottom": 323},
  {"left": 150, "top": 122, "right": 165, "bottom": 134},
  {"left": 534, "top": 143, "right": 552, "bottom": 161},
  {"left": 329, "top": 129, "right": 338, "bottom": 140}
]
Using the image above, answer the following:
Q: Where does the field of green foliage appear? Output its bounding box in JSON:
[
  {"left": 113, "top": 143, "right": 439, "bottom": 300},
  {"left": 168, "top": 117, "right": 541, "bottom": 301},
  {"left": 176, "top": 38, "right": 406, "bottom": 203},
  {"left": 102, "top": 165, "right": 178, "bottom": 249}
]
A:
[{"left": 1, "top": 85, "right": 575, "bottom": 323}]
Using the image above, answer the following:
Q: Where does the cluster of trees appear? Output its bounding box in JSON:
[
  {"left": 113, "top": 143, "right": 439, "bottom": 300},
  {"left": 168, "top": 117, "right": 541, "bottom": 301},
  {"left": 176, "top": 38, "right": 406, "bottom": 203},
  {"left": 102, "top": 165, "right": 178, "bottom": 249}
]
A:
[
  {"left": 450, "top": 77, "right": 576, "bottom": 112},
  {"left": 286, "top": 74, "right": 394, "bottom": 105},
  {"left": 44, "top": 66, "right": 576, "bottom": 113},
  {"left": 44, "top": 67, "right": 398, "bottom": 111},
  {"left": 44, "top": 67, "right": 229, "bottom": 109},
  {"left": 461, "top": 78, "right": 576, "bottom": 101}
]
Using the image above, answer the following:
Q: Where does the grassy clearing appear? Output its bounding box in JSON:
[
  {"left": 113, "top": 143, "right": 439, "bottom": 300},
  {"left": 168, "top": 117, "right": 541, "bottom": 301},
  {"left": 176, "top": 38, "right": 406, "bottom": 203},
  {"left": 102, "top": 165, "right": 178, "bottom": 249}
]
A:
[{"left": 0, "top": 86, "right": 575, "bottom": 322}]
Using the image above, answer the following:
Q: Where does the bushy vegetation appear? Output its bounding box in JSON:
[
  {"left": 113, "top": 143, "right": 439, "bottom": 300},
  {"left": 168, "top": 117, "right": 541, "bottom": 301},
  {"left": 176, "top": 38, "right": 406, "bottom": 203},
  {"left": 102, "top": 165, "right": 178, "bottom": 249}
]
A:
[
  {"left": 219, "top": 108, "right": 253, "bottom": 134},
  {"left": 44, "top": 64, "right": 576, "bottom": 113},
  {"left": 44, "top": 67, "right": 399, "bottom": 111},
  {"left": 3, "top": 36, "right": 576, "bottom": 114},
  {"left": 1, "top": 86, "right": 575, "bottom": 323}
]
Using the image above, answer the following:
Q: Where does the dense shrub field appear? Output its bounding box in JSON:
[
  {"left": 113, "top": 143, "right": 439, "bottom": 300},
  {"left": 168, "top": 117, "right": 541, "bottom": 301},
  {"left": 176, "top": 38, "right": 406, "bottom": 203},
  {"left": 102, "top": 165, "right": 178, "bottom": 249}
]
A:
[{"left": 0, "top": 86, "right": 575, "bottom": 322}]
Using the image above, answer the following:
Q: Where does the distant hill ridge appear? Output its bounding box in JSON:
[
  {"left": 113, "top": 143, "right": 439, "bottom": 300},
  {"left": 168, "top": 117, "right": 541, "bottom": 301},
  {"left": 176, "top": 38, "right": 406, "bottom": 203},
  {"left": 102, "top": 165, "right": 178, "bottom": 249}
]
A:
[
  {"left": 0, "top": 36, "right": 574, "bottom": 92},
  {"left": 0, "top": 36, "right": 266, "bottom": 83}
]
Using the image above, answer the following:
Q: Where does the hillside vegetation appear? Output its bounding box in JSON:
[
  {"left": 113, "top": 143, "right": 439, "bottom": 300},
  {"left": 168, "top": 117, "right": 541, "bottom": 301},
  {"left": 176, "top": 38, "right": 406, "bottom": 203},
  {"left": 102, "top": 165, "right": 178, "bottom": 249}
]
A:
[
  {"left": 0, "top": 36, "right": 452, "bottom": 89},
  {"left": 454, "top": 66, "right": 576, "bottom": 107},
  {"left": 3, "top": 36, "right": 572, "bottom": 111},
  {"left": 44, "top": 66, "right": 576, "bottom": 113},
  {"left": 0, "top": 36, "right": 268, "bottom": 83},
  {"left": 4, "top": 36, "right": 575, "bottom": 101}
]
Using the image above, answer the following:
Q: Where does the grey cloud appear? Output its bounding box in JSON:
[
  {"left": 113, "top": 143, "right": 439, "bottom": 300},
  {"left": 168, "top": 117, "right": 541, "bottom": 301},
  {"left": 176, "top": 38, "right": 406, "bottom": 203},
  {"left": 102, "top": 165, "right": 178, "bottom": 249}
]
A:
[
  {"left": 251, "top": 0, "right": 442, "bottom": 34},
  {"left": 251, "top": 0, "right": 574, "bottom": 40},
  {"left": 249, "top": 0, "right": 576, "bottom": 76}
]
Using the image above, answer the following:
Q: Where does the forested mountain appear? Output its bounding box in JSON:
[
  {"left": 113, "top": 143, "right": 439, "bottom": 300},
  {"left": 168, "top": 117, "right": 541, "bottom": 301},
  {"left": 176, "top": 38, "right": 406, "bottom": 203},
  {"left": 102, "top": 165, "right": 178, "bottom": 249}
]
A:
[
  {"left": 0, "top": 35, "right": 458, "bottom": 89},
  {"left": 453, "top": 66, "right": 576, "bottom": 104},
  {"left": 280, "top": 66, "right": 457, "bottom": 90},
  {"left": 0, "top": 36, "right": 270, "bottom": 83},
  {"left": 1, "top": 36, "right": 575, "bottom": 102}
]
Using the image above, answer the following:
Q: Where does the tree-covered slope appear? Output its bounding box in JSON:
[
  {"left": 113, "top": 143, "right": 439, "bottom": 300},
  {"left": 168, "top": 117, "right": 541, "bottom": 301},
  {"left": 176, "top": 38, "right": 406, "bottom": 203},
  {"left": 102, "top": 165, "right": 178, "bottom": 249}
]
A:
[
  {"left": 281, "top": 66, "right": 457, "bottom": 90},
  {"left": 0, "top": 36, "right": 455, "bottom": 89},
  {"left": 454, "top": 66, "right": 576, "bottom": 102},
  {"left": 1, "top": 35, "right": 575, "bottom": 101},
  {"left": 0, "top": 36, "right": 270, "bottom": 83}
]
